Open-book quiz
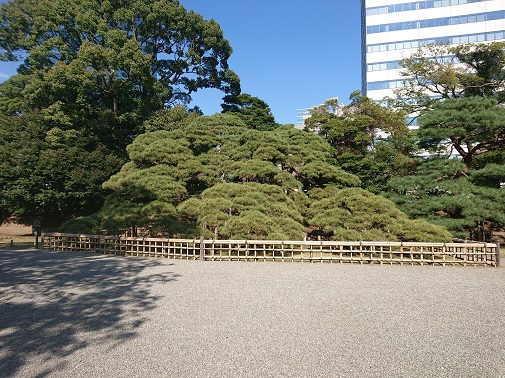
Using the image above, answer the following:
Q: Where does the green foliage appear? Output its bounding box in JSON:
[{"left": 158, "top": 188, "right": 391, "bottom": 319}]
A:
[
  {"left": 472, "top": 149, "right": 505, "bottom": 169},
  {"left": 469, "top": 164, "right": 505, "bottom": 188},
  {"left": 0, "top": 0, "right": 240, "bottom": 100},
  {"left": 0, "top": 113, "right": 123, "bottom": 226},
  {"left": 305, "top": 94, "right": 383, "bottom": 157},
  {"left": 383, "top": 158, "right": 505, "bottom": 241},
  {"left": 418, "top": 96, "right": 505, "bottom": 172},
  {"left": 221, "top": 93, "right": 278, "bottom": 131},
  {"left": 0, "top": 0, "right": 240, "bottom": 150},
  {"left": 453, "top": 42, "right": 505, "bottom": 101},
  {"left": 297, "top": 162, "right": 361, "bottom": 190},
  {"left": 143, "top": 106, "right": 201, "bottom": 132},
  {"left": 59, "top": 214, "right": 100, "bottom": 234},
  {"left": 228, "top": 159, "right": 283, "bottom": 184},
  {"left": 180, "top": 183, "right": 305, "bottom": 240},
  {"left": 75, "top": 114, "right": 340, "bottom": 237},
  {"left": 0, "top": 74, "right": 30, "bottom": 115},
  {"left": 304, "top": 92, "right": 416, "bottom": 192},
  {"left": 0, "top": 0, "right": 241, "bottom": 224},
  {"left": 62, "top": 113, "right": 453, "bottom": 242},
  {"left": 306, "top": 187, "right": 452, "bottom": 242},
  {"left": 396, "top": 42, "right": 505, "bottom": 112}
]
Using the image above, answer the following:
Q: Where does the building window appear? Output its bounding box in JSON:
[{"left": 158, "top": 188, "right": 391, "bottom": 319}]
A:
[
  {"left": 367, "top": 11, "right": 505, "bottom": 34},
  {"left": 366, "top": 0, "right": 488, "bottom": 16},
  {"left": 367, "top": 56, "right": 456, "bottom": 72},
  {"left": 367, "top": 80, "right": 408, "bottom": 91},
  {"left": 367, "top": 30, "right": 505, "bottom": 53}
]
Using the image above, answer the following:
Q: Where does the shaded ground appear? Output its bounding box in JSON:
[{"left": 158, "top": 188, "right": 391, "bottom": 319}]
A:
[
  {"left": 0, "top": 250, "right": 177, "bottom": 377},
  {"left": 0, "top": 249, "right": 504, "bottom": 377}
]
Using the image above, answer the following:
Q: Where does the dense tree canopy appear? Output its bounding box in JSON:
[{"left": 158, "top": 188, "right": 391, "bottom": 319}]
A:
[
  {"left": 0, "top": 0, "right": 240, "bottom": 150},
  {"left": 382, "top": 43, "right": 505, "bottom": 242},
  {"left": 384, "top": 158, "right": 505, "bottom": 242},
  {"left": 0, "top": 113, "right": 123, "bottom": 225},
  {"left": 62, "top": 113, "right": 338, "bottom": 235},
  {"left": 395, "top": 42, "right": 505, "bottom": 113},
  {"left": 3, "top": 2, "right": 496, "bottom": 243},
  {"left": 304, "top": 92, "right": 416, "bottom": 192},
  {"left": 143, "top": 105, "right": 201, "bottom": 132},
  {"left": 221, "top": 93, "right": 278, "bottom": 131},
  {"left": 0, "top": 0, "right": 240, "bottom": 224},
  {"left": 418, "top": 96, "right": 505, "bottom": 173},
  {"left": 180, "top": 183, "right": 305, "bottom": 240},
  {"left": 0, "top": 0, "right": 240, "bottom": 98},
  {"left": 306, "top": 187, "right": 452, "bottom": 242},
  {"left": 62, "top": 113, "right": 451, "bottom": 242}
]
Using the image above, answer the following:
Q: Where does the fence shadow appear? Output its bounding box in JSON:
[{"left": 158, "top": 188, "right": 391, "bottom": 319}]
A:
[{"left": 0, "top": 250, "right": 178, "bottom": 377}]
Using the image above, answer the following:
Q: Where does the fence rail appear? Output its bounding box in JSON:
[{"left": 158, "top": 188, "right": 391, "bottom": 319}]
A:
[{"left": 41, "top": 233, "right": 500, "bottom": 267}]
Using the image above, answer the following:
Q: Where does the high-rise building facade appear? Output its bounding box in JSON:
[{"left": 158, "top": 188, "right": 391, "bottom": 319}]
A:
[{"left": 361, "top": 0, "right": 505, "bottom": 102}]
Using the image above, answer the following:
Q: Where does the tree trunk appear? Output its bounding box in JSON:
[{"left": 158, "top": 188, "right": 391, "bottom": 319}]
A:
[
  {"left": 113, "top": 95, "right": 119, "bottom": 116},
  {"left": 462, "top": 153, "right": 472, "bottom": 174}
]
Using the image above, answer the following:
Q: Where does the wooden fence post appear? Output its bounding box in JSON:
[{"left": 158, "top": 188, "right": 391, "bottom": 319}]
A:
[
  {"left": 200, "top": 236, "right": 205, "bottom": 261},
  {"left": 496, "top": 241, "right": 500, "bottom": 267}
]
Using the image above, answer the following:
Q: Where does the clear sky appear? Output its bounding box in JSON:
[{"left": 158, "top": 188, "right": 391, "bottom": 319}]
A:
[
  {"left": 182, "top": 0, "right": 362, "bottom": 124},
  {"left": 0, "top": 0, "right": 363, "bottom": 125}
]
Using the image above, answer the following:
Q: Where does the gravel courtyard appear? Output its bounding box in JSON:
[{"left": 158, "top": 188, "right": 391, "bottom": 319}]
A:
[{"left": 1, "top": 249, "right": 504, "bottom": 377}]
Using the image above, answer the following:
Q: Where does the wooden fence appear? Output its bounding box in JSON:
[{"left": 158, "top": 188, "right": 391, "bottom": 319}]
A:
[{"left": 41, "top": 233, "right": 500, "bottom": 267}]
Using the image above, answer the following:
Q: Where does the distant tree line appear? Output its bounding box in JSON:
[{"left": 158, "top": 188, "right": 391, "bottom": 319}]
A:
[{"left": 0, "top": 0, "right": 503, "bottom": 241}]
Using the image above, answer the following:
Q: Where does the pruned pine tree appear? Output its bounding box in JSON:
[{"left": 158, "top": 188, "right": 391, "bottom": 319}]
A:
[
  {"left": 384, "top": 158, "right": 505, "bottom": 242},
  {"left": 418, "top": 96, "right": 505, "bottom": 173},
  {"left": 62, "top": 114, "right": 451, "bottom": 242}
]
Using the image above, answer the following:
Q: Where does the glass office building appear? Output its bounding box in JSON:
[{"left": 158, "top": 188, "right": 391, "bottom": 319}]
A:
[{"left": 361, "top": 0, "right": 505, "bottom": 101}]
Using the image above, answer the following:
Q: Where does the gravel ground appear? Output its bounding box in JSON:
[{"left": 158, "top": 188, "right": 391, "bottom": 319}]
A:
[{"left": 0, "top": 249, "right": 504, "bottom": 378}]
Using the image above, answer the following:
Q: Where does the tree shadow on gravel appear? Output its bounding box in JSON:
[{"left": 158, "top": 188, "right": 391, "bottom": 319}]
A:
[{"left": 0, "top": 250, "right": 178, "bottom": 377}]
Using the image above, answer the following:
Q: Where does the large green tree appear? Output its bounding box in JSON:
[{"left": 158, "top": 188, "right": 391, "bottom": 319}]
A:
[
  {"left": 0, "top": 0, "right": 240, "bottom": 150},
  {"left": 0, "top": 0, "right": 240, "bottom": 224},
  {"left": 304, "top": 92, "right": 416, "bottom": 192},
  {"left": 62, "top": 114, "right": 451, "bottom": 242},
  {"left": 65, "top": 113, "right": 339, "bottom": 236},
  {"left": 418, "top": 96, "right": 505, "bottom": 173},
  {"left": 384, "top": 158, "right": 505, "bottom": 242},
  {"left": 395, "top": 42, "right": 505, "bottom": 113}
]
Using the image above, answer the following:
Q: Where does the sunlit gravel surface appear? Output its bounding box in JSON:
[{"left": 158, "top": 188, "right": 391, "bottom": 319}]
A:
[{"left": 1, "top": 250, "right": 504, "bottom": 377}]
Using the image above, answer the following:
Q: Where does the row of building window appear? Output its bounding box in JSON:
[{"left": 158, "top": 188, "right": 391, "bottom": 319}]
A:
[
  {"left": 367, "top": 10, "right": 504, "bottom": 34},
  {"left": 368, "top": 61, "right": 403, "bottom": 72},
  {"left": 367, "top": 79, "right": 449, "bottom": 92},
  {"left": 367, "top": 56, "right": 455, "bottom": 72},
  {"left": 367, "top": 30, "right": 505, "bottom": 53},
  {"left": 368, "top": 79, "right": 407, "bottom": 91},
  {"left": 366, "top": 0, "right": 487, "bottom": 16}
]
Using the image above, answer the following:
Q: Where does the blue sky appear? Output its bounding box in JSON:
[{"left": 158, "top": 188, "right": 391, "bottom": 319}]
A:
[
  {"left": 181, "top": 0, "right": 363, "bottom": 124},
  {"left": 0, "top": 0, "right": 362, "bottom": 125}
]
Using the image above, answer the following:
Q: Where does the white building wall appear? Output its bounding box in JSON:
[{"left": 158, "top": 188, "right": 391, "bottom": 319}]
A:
[{"left": 362, "top": 0, "right": 505, "bottom": 101}]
